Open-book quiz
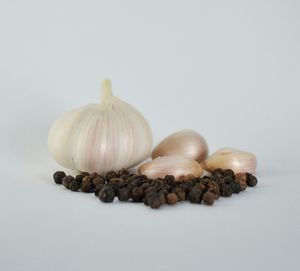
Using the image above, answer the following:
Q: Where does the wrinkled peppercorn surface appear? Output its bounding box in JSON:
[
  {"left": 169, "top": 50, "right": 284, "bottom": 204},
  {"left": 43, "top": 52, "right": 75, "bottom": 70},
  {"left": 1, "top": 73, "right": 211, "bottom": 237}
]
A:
[{"left": 52, "top": 169, "right": 258, "bottom": 209}]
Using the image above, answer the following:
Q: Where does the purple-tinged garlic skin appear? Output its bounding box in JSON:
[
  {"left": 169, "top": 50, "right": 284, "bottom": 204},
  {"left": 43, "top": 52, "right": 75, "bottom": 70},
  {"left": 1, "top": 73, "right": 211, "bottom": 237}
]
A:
[
  {"left": 139, "top": 155, "right": 204, "bottom": 180},
  {"left": 201, "top": 148, "right": 257, "bottom": 174},
  {"left": 152, "top": 129, "right": 208, "bottom": 163}
]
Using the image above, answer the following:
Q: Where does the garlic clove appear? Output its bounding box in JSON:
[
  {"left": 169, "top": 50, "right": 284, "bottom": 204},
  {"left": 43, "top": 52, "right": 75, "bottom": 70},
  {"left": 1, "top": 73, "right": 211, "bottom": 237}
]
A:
[
  {"left": 139, "top": 155, "right": 204, "bottom": 180},
  {"left": 152, "top": 129, "right": 208, "bottom": 163},
  {"left": 201, "top": 148, "right": 257, "bottom": 174},
  {"left": 48, "top": 79, "right": 153, "bottom": 174}
]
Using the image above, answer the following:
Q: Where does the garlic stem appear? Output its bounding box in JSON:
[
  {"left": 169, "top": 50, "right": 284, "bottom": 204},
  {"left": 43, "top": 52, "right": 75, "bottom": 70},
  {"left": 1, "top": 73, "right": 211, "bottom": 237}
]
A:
[{"left": 101, "top": 79, "right": 113, "bottom": 104}]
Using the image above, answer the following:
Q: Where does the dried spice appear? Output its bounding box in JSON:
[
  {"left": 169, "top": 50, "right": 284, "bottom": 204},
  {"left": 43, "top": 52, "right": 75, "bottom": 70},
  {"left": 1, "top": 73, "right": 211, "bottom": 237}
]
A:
[
  {"left": 235, "top": 173, "right": 247, "bottom": 191},
  {"left": 118, "top": 188, "right": 131, "bottom": 202},
  {"left": 81, "top": 176, "right": 94, "bottom": 193},
  {"left": 99, "top": 186, "right": 115, "bottom": 203},
  {"left": 53, "top": 171, "right": 66, "bottom": 184},
  {"left": 69, "top": 179, "right": 82, "bottom": 191},
  {"left": 166, "top": 193, "right": 178, "bottom": 205},
  {"left": 202, "top": 191, "right": 215, "bottom": 206},
  {"left": 246, "top": 173, "right": 258, "bottom": 187},
  {"left": 189, "top": 188, "right": 203, "bottom": 203},
  {"left": 52, "top": 167, "right": 259, "bottom": 209},
  {"left": 62, "top": 175, "right": 74, "bottom": 189}
]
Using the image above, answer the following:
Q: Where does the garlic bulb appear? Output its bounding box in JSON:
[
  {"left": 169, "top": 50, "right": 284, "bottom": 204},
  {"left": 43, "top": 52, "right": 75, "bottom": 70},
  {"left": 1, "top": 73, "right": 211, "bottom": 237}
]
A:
[
  {"left": 152, "top": 129, "right": 208, "bottom": 162},
  {"left": 201, "top": 148, "right": 257, "bottom": 174},
  {"left": 139, "top": 155, "right": 204, "bottom": 180},
  {"left": 48, "top": 79, "right": 153, "bottom": 173}
]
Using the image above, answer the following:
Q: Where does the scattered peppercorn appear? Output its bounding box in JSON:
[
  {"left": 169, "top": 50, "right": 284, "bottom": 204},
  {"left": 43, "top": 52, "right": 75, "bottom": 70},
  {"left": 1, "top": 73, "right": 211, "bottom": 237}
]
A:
[
  {"left": 246, "top": 173, "right": 258, "bottom": 187},
  {"left": 53, "top": 171, "right": 66, "bottom": 184},
  {"left": 106, "top": 171, "right": 118, "bottom": 181},
  {"left": 99, "top": 186, "right": 115, "bottom": 203},
  {"left": 202, "top": 191, "right": 215, "bottom": 206},
  {"left": 69, "top": 179, "right": 82, "bottom": 191},
  {"left": 166, "top": 193, "right": 178, "bottom": 205},
  {"left": 189, "top": 188, "right": 203, "bottom": 203},
  {"left": 62, "top": 175, "right": 74, "bottom": 189},
  {"left": 52, "top": 167, "right": 258, "bottom": 209},
  {"left": 118, "top": 188, "right": 131, "bottom": 202},
  {"left": 81, "top": 176, "right": 94, "bottom": 193},
  {"left": 235, "top": 173, "right": 247, "bottom": 191}
]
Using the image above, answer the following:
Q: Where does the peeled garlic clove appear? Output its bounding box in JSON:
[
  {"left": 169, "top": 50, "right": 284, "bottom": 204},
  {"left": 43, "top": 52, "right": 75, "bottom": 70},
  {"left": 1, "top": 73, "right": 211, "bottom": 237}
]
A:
[
  {"left": 48, "top": 79, "right": 153, "bottom": 173},
  {"left": 201, "top": 148, "right": 257, "bottom": 174},
  {"left": 139, "top": 155, "right": 204, "bottom": 180},
  {"left": 152, "top": 129, "right": 208, "bottom": 163}
]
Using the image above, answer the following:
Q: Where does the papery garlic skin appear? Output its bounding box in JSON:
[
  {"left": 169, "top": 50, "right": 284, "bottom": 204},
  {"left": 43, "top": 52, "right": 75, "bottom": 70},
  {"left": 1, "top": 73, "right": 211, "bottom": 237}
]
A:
[
  {"left": 152, "top": 129, "right": 208, "bottom": 163},
  {"left": 48, "top": 79, "right": 153, "bottom": 173},
  {"left": 139, "top": 155, "right": 204, "bottom": 180},
  {"left": 201, "top": 148, "right": 257, "bottom": 174}
]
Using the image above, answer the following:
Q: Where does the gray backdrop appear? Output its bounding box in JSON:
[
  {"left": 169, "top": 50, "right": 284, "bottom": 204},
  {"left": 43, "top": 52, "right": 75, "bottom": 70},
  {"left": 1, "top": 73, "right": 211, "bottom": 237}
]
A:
[{"left": 0, "top": 0, "right": 299, "bottom": 270}]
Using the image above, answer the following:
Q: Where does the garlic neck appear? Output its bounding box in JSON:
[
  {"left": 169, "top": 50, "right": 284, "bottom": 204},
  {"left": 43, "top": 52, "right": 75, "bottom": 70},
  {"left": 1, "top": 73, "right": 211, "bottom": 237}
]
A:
[{"left": 101, "top": 79, "right": 113, "bottom": 105}]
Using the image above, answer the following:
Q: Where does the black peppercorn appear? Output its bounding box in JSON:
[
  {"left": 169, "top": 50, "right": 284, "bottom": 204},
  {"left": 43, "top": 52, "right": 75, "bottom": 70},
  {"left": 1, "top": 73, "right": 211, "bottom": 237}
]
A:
[
  {"left": 69, "top": 179, "right": 82, "bottom": 191},
  {"left": 118, "top": 188, "right": 131, "bottom": 202},
  {"left": 220, "top": 183, "right": 233, "bottom": 197},
  {"left": 189, "top": 188, "right": 203, "bottom": 203},
  {"left": 131, "top": 187, "right": 144, "bottom": 202},
  {"left": 62, "top": 175, "right": 74, "bottom": 189},
  {"left": 53, "top": 171, "right": 66, "bottom": 184},
  {"left": 117, "top": 168, "right": 130, "bottom": 177},
  {"left": 246, "top": 173, "right": 258, "bottom": 187},
  {"left": 235, "top": 173, "right": 247, "bottom": 191},
  {"left": 166, "top": 193, "right": 178, "bottom": 205},
  {"left": 147, "top": 193, "right": 163, "bottom": 209},
  {"left": 92, "top": 176, "right": 106, "bottom": 186},
  {"left": 223, "top": 169, "right": 235, "bottom": 178},
  {"left": 99, "top": 186, "right": 115, "bottom": 203},
  {"left": 94, "top": 183, "right": 105, "bottom": 196},
  {"left": 202, "top": 191, "right": 215, "bottom": 206},
  {"left": 230, "top": 181, "right": 241, "bottom": 194},
  {"left": 106, "top": 171, "right": 118, "bottom": 181},
  {"left": 81, "top": 176, "right": 94, "bottom": 193}
]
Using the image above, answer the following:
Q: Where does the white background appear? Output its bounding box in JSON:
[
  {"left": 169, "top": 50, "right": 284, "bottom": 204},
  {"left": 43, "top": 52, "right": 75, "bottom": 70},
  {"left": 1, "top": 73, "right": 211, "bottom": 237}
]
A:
[{"left": 0, "top": 0, "right": 299, "bottom": 270}]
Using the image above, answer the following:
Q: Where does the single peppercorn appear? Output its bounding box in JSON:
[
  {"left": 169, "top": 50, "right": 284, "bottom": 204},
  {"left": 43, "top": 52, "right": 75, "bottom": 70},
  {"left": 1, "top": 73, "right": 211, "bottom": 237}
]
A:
[
  {"left": 99, "top": 186, "right": 115, "bottom": 203},
  {"left": 62, "top": 175, "right": 74, "bottom": 189},
  {"left": 69, "top": 179, "right": 82, "bottom": 191},
  {"left": 94, "top": 183, "right": 105, "bottom": 196},
  {"left": 212, "top": 168, "right": 224, "bottom": 178},
  {"left": 223, "top": 169, "right": 235, "bottom": 178},
  {"left": 246, "top": 173, "right": 258, "bottom": 187},
  {"left": 235, "top": 173, "right": 247, "bottom": 191},
  {"left": 131, "top": 187, "right": 144, "bottom": 202},
  {"left": 147, "top": 193, "right": 163, "bottom": 209},
  {"left": 118, "top": 188, "right": 131, "bottom": 202},
  {"left": 220, "top": 183, "right": 233, "bottom": 197},
  {"left": 92, "top": 176, "right": 106, "bottom": 186},
  {"left": 106, "top": 171, "right": 118, "bottom": 181},
  {"left": 53, "top": 171, "right": 66, "bottom": 184},
  {"left": 202, "top": 191, "right": 215, "bottom": 206},
  {"left": 75, "top": 172, "right": 89, "bottom": 182},
  {"left": 166, "top": 193, "right": 178, "bottom": 205},
  {"left": 117, "top": 168, "right": 130, "bottom": 177},
  {"left": 230, "top": 181, "right": 241, "bottom": 194},
  {"left": 81, "top": 176, "right": 94, "bottom": 193},
  {"left": 189, "top": 188, "right": 203, "bottom": 203}
]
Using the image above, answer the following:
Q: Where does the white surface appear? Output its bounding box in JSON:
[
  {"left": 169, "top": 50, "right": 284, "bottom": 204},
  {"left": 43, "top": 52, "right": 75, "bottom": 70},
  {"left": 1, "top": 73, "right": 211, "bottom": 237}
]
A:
[{"left": 0, "top": 1, "right": 299, "bottom": 270}]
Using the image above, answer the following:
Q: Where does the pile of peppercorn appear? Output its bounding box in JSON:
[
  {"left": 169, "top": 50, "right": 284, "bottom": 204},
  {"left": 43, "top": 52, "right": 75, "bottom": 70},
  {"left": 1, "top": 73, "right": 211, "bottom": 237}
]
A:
[{"left": 53, "top": 168, "right": 258, "bottom": 209}]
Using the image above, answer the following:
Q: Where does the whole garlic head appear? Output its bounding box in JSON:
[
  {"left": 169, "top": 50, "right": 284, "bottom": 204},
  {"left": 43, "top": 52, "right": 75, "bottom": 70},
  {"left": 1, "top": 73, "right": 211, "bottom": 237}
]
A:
[
  {"left": 48, "top": 79, "right": 153, "bottom": 173},
  {"left": 152, "top": 129, "right": 208, "bottom": 162},
  {"left": 201, "top": 148, "right": 257, "bottom": 174}
]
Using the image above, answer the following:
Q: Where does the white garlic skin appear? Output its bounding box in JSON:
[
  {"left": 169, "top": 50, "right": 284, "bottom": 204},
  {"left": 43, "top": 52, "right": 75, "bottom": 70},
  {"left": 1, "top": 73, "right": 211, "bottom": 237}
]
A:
[
  {"left": 201, "top": 148, "right": 257, "bottom": 174},
  {"left": 48, "top": 80, "right": 153, "bottom": 173},
  {"left": 152, "top": 129, "right": 208, "bottom": 163},
  {"left": 139, "top": 155, "right": 204, "bottom": 180}
]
